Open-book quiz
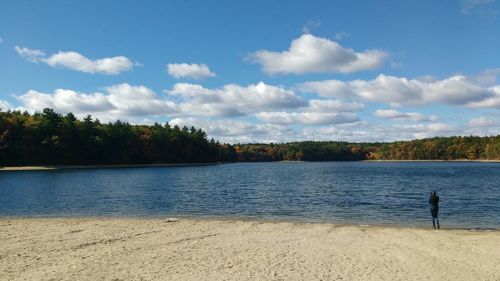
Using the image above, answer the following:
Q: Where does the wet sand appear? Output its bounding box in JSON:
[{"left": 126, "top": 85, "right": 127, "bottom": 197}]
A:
[{"left": 1, "top": 218, "right": 499, "bottom": 280}]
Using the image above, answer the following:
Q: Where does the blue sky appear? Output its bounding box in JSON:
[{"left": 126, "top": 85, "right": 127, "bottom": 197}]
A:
[{"left": 1, "top": 0, "right": 500, "bottom": 143}]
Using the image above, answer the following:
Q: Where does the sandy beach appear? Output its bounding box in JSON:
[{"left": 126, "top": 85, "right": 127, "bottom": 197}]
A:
[
  {"left": 2, "top": 160, "right": 500, "bottom": 172},
  {"left": 0, "top": 218, "right": 499, "bottom": 281},
  {"left": 0, "top": 163, "right": 219, "bottom": 172}
]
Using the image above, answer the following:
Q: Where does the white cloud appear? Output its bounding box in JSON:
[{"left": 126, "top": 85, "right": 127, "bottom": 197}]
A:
[
  {"left": 467, "top": 85, "right": 500, "bottom": 108},
  {"left": 0, "top": 36, "right": 3, "bottom": 44},
  {"left": 409, "top": 123, "right": 461, "bottom": 139},
  {"left": 15, "top": 46, "right": 135, "bottom": 75},
  {"left": 465, "top": 116, "right": 500, "bottom": 135},
  {"left": 167, "top": 63, "right": 216, "bottom": 79},
  {"left": 300, "top": 122, "right": 460, "bottom": 142},
  {"left": 473, "top": 68, "right": 500, "bottom": 86},
  {"left": 253, "top": 98, "right": 363, "bottom": 126},
  {"left": 167, "top": 81, "right": 306, "bottom": 117},
  {"left": 256, "top": 111, "right": 359, "bottom": 126},
  {"left": 468, "top": 117, "right": 499, "bottom": 127},
  {"left": 14, "top": 46, "right": 46, "bottom": 62},
  {"left": 308, "top": 99, "right": 364, "bottom": 112},
  {"left": 248, "top": 34, "right": 389, "bottom": 75},
  {"left": 45, "top": 52, "right": 134, "bottom": 75},
  {"left": 10, "top": 76, "right": 500, "bottom": 143},
  {"left": 16, "top": 84, "right": 177, "bottom": 122},
  {"left": 170, "top": 117, "right": 296, "bottom": 143},
  {"left": 0, "top": 100, "right": 13, "bottom": 110},
  {"left": 104, "top": 84, "right": 177, "bottom": 116},
  {"left": 301, "top": 74, "right": 495, "bottom": 107},
  {"left": 373, "top": 109, "right": 438, "bottom": 122}
]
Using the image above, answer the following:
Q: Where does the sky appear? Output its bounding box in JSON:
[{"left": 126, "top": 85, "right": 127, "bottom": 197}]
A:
[{"left": 1, "top": 0, "right": 500, "bottom": 143}]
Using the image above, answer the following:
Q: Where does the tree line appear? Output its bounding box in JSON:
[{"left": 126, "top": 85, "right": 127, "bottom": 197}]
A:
[
  {"left": 0, "top": 109, "right": 237, "bottom": 166},
  {"left": 235, "top": 136, "right": 500, "bottom": 161},
  {"left": 2, "top": 109, "right": 500, "bottom": 166}
]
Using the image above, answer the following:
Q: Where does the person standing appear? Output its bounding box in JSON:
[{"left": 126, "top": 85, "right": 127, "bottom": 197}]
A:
[{"left": 429, "top": 191, "right": 440, "bottom": 229}]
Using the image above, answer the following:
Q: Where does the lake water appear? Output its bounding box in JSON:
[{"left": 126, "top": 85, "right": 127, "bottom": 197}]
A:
[{"left": 0, "top": 162, "right": 499, "bottom": 228}]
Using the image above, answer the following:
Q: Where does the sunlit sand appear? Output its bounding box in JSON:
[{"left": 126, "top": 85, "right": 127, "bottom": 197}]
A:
[{"left": 1, "top": 218, "right": 498, "bottom": 280}]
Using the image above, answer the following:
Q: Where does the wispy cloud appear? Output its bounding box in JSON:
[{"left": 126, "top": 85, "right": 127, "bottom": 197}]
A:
[
  {"left": 461, "top": 0, "right": 495, "bottom": 14},
  {"left": 334, "top": 32, "right": 350, "bottom": 41},
  {"left": 15, "top": 46, "right": 135, "bottom": 75},
  {"left": 301, "top": 20, "right": 321, "bottom": 34},
  {"left": 14, "top": 46, "right": 45, "bottom": 62}
]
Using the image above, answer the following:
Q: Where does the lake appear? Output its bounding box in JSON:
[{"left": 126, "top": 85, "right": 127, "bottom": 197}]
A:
[{"left": 1, "top": 162, "right": 499, "bottom": 228}]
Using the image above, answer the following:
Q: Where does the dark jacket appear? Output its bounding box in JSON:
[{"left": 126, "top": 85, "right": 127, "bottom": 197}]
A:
[
  {"left": 429, "top": 195, "right": 439, "bottom": 209},
  {"left": 429, "top": 195, "right": 439, "bottom": 218}
]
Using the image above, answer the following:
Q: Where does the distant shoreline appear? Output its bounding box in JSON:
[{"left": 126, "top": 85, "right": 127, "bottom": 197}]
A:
[
  {"left": 363, "top": 159, "right": 500, "bottom": 163},
  {"left": 3, "top": 159, "right": 500, "bottom": 171},
  {"left": 0, "top": 162, "right": 220, "bottom": 172}
]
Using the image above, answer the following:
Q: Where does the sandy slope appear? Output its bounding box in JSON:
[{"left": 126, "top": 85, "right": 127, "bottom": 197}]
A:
[{"left": 0, "top": 218, "right": 498, "bottom": 281}]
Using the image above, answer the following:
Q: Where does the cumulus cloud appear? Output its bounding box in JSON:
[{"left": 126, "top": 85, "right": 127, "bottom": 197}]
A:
[
  {"left": 15, "top": 46, "right": 135, "bottom": 75},
  {"left": 185, "top": 117, "right": 460, "bottom": 143},
  {"left": 167, "top": 63, "right": 216, "bottom": 79},
  {"left": 256, "top": 111, "right": 358, "bottom": 126},
  {"left": 170, "top": 117, "right": 296, "bottom": 143},
  {"left": 16, "top": 84, "right": 177, "bottom": 122},
  {"left": 474, "top": 68, "right": 500, "bottom": 86},
  {"left": 248, "top": 34, "right": 389, "bottom": 75},
  {"left": 166, "top": 81, "right": 306, "bottom": 117},
  {"left": 466, "top": 85, "right": 500, "bottom": 108},
  {"left": 465, "top": 116, "right": 500, "bottom": 135},
  {"left": 301, "top": 74, "right": 496, "bottom": 107},
  {"left": 308, "top": 99, "right": 364, "bottom": 112},
  {"left": 373, "top": 109, "right": 438, "bottom": 122},
  {"left": 468, "top": 117, "right": 499, "bottom": 127},
  {"left": 300, "top": 122, "right": 460, "bottom": 142},
  {"left": 253, "top": 97, "right": 362, "bottom": 127}
]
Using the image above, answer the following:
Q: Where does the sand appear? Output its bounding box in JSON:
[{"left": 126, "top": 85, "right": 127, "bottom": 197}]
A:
[
  {"left": 0, "top": 218, "right": 499, "bottom": 281},
  {"left": 0, "top": 163, "right": 218, "bottom": 172}
]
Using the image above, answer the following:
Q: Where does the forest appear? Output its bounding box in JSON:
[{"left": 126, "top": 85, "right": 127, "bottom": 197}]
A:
[
  {"left": 235, "top": 136, "right": 500, "bottom": 161},
  {"left": 0, "top": 109, "right": 237, "bottom": 165},
  {"left": 2, "top": 108, "right": 500, "bottom": 166}
]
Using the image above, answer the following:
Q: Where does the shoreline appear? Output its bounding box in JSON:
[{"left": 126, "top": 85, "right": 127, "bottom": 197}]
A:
[
  {"left": 0, "top": 162, "right": 220, "bottom": 172},
  {"left": 1, "top": 215, "right": 497, "bottom": 231},
  {"left": 3, "top": 159, "right": 500, "bottom": 171},
  {"left": 363, "top": 159, "right": 500, "bottom": 163},
  {"left": 1, "top": 217, "right": 499, "bottom": 280}
]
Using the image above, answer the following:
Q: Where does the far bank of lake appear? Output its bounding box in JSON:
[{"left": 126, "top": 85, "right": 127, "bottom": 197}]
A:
[{"left": 3, "top": 159, "right": 500, "bottom": 172}]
